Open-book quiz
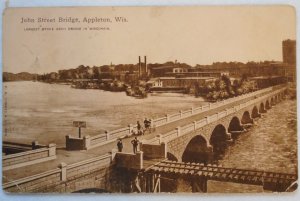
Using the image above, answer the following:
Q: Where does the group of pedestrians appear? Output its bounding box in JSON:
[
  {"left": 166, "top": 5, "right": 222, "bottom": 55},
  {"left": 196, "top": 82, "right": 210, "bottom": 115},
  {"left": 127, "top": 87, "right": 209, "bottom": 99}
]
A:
[
  {"left": 117, "top": 137, "right": 139, "bottom": 154},
  {"left": 116, "top": 117, "right": 153, "bottom": 154},
  {"left": 136, "top": 118, "right": 152, "bottom": 135}
]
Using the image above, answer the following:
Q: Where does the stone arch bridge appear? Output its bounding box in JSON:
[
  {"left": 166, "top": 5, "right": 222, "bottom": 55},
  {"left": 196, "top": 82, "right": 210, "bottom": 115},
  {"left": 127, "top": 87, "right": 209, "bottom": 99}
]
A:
[{"left": 157, "top": 88, "right": 286, "bottom": 163}]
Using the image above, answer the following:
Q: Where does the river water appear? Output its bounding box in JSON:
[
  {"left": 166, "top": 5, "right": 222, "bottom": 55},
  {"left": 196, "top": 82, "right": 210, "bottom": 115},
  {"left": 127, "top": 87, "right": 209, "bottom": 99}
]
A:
[
  {"left": 3, "top": 81, "right": 207, "bottom": 146},
  {"left": 3, "top": 81, "right": 297, "bottom": 193}
]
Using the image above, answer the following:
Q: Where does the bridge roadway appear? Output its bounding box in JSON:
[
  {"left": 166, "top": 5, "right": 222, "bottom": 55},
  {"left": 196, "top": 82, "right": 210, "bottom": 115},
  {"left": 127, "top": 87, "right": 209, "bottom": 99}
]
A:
[
  {"left": 141, "top": 160, "right": 297, "bottom": 192},
  {"left": 2, "top": 86, "right": 284, "bottom": 182}
]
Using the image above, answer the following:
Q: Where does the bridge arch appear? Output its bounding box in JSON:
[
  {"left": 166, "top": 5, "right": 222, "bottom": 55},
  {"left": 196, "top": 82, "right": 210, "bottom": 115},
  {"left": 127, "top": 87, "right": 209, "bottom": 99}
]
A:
[
  {"left": 271, "top": 97, "right": 275, "bottom": 106},
  {"left": 277, "top": 93, "right": 282, "bottom": 101},
  {"left": 277, "top": 94, "right": 281, "bottom": 102},
  {"left": 274, "top": 95, "right": 278, "bottom": 103},
  {"left": 241, "top": 111, "right": 253, "bottom": 124},
  {"left": 228, "top": 116, "right": 242, "bottom": 132},
  {"left": 259, "top": 102, "right": 265, "bottom": 113},
  {"left": 279, "top": 93, "right": 283, "bottom": 101},
  {"left": 209, "top": 124, "right": 228, "bottom": 159},
  {"left": 265, "top": 100, "right": 271, "bottom": 109},
  {"left": 276, "top": 94, "right": 280, "bottom": 103},
  {"left": 251, "top": 106, "right": 260, "bottom": 118},
  {"left": 280, "top": 91, "right": 285, "bottom": 100},
  {"left": 182, "top": 135, "right": 210, "bottom": 163}
]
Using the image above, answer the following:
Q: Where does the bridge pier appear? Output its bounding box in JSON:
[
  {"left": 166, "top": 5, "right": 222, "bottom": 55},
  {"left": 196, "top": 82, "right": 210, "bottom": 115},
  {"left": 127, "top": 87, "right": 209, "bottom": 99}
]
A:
[
  {"left": 226, "top": 133, "right": 234, "bottom": 144},
  {"left": 207, "top": 145, "right": 214, "bottom": 164},
  {"left": 241, "top": 123, "right": 253, "bottom": 130},
  {"left": 259, "top": 107, "right": 267, "bottom": 113},
  {"left": 191, "top": 177, "right": 208, "bottom": 193},
  {"left": 252, "top": 112, "right": 262, "bottom": 118},
  {"left": 230, "top": 129, "right": 246, "bottom": 139}
]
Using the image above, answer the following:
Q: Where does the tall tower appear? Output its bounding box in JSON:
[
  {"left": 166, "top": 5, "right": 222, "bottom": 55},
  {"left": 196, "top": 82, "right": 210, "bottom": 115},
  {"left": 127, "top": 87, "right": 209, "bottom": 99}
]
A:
[
  {"left": 282, "top": 39, "right": 296, "bottom": 65},
  {"left": 138, "top": 56, "right": 148, "bottom": 77},
  {"left": 138, "top": 56, "right": 141, "bottom": 77}
]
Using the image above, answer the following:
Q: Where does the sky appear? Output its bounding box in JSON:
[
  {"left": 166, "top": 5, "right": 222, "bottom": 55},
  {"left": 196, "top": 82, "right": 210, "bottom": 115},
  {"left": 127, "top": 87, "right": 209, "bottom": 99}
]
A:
[{"left": 3, "top": 6, "right": 296, "bottom": 74}]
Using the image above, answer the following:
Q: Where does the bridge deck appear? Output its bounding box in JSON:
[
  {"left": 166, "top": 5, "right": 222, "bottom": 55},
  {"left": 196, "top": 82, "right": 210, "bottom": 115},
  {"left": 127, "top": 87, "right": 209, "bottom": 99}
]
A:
[
  {"left": 2, "top": 87, "right": 284, "bottom": 182},
  {"left": 146, "top": 160, "right": 297, "bottom": 187}
]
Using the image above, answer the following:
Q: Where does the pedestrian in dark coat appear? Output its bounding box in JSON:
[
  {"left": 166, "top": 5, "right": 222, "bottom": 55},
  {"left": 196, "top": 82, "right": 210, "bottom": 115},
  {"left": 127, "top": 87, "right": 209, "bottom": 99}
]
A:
[
  {"left": 131, "top": 137, "right": 139, "bottom": 154},
  {"left": 117, "top": 139, "right": 123, "bottom": 152}
]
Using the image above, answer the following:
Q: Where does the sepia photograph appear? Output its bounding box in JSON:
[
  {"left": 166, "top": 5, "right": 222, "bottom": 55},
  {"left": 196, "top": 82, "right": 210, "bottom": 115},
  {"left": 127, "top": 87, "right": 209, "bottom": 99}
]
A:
[{"left": 1, "top": 5, "right": 297, "bottom": 194}]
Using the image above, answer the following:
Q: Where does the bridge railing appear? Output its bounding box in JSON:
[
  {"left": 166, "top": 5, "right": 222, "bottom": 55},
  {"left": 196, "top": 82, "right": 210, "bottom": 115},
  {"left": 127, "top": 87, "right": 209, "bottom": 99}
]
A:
[
  {"left": 154, "top": 116, "right": 168, "bottom": 127},
  {"left": 158, "top": 130, "right": 178, "bottom": 143},
  {"left": 3, "top": 153, "right": 113, "bottom": 193},
  {"left": 152, "top": 87, "right": 286, "bottom": 144},
  {"left": 196, "top": 119, "right": 207, "bottom": 129},
  {"left": 89, "top": 134, "right": 107, "bottom": 146},
  {"left": 66, "top": 153, "right": 112, "bottom": 180},
  {"left": 88, "top": 125, "right": 137, "bottom": 149},
  {"left": 150, "top": 85, "right": 278, "bottom": 129},
  {"left": 168, "top": 113, "right": 181, "bottom": 122},
  {"left": 2, "top": 144, "right": 56, "bottom": 171},
  {"left": 78, "top": 84, "right": 285, "bottom": 150},
  {"left": 181, "top": 123, "right": 195, "bottom": 134}
]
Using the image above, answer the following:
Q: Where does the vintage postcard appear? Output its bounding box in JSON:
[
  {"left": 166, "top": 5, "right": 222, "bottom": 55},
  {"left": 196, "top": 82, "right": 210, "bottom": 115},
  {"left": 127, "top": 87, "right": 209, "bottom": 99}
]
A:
[{"left": 2, "top": 6, "right": 297, "bottom": 193}]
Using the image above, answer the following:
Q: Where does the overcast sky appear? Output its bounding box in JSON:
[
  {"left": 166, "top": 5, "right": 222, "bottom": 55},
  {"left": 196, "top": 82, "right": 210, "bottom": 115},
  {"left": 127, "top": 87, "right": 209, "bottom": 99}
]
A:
[{"left": 3, "top": 6, "right": 296, "bottom": 74}]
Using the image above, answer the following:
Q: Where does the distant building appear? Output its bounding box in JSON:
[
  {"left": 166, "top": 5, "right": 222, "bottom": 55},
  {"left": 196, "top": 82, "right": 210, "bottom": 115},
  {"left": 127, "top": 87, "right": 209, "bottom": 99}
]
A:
[
  {"left": 147, "top": 77, "right": 216, "bottom": 90},
  {"left": 249, "top": 76, "right": 287, "bottom": 88},
  {"left": 150, "top": 66, "right": 189, "bottom": 77},
  {"left": 282, "top": 39, "right": 296, "bottom": 65}
]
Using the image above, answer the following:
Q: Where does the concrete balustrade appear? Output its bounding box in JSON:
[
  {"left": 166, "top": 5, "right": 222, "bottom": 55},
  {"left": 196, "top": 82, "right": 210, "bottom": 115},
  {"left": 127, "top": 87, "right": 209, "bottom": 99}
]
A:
[
  {"left": 176, "top": 127, "right": 181, "bottom": 136},
  {"left": 197, "top": 119, "right": 207, "bottom": 128},
  {"left": 181, "top": 124, "right": 194, "bottom": 134},
  {"left": 160, "top": 130, "right": 177, "bottom": 142},
  {"left": 205, "top": 116, "right": 210, "bottom": 124},
  {"left": 169, "top": 113, "right": 181, "bottom": 121},
  {"left": 66, "top": 154, "right": 112, "bottom": 180},
  {"left": 59, "top": 162, "right": 67, "bottom": 181},
  {"left": 154, "top": 116, "right": 168, "bottom": 126},
  {"left": 193, "top": 121, "right": 197, "bottom": 130},
  {"left": 157, "top": 134, "right": 163, "bottom": 144},
  {"left": 165, "top": 114, "right": 170, "bottom": 122},
  {"left": 3, "top": 153, "right": 112, "bottom": 192},
  {"left": 105, "top": 130, "right": 109, "bottom": 140},
  {"left": 83, "top": 135, "right": 91, "bottom": 149},
  {"left": 3, "top": 168, "right": 62, "bottom": 192},
  {"left": 2, "top": 143, "right": 57, "bottom": 171},
  {"left": 89, "top": 134, "right": 106, "bottom": 146}
]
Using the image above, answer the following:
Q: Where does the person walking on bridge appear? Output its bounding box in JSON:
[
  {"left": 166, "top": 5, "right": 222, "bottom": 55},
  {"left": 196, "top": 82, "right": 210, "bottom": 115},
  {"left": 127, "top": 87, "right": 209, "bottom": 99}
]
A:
[
  {"left": 137, "top": 121, "right": 143, "bottom": 135},
  {"left": 117, "top": 139, "right": 123, "bottom": 152},
  {"left": 144, "top": 118, "right": 151, "bottom": 133},
  {"left": 131, "top": 137, "right": 139, "bottom": 154}
]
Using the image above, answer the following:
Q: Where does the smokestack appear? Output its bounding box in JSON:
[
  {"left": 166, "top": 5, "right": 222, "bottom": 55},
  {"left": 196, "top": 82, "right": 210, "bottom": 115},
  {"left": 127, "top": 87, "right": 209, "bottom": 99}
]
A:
[
  {"left": 144, "top": 56, "right": 147, "bottom": 73},
  {"left": 138, "top": 56, "right": 141, "bottom": 77}
]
